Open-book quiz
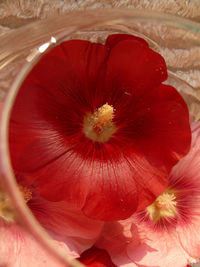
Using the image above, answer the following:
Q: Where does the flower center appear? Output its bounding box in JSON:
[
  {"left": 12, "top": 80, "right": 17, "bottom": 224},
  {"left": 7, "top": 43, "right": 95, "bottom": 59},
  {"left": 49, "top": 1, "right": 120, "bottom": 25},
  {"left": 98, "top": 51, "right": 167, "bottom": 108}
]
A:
[
  {"left": 146, "top": 189, "right": 177, "bottom": 221},
  {"left": 83, "top": 103, "right": 116, "bottom": 142},
  {"left": 0, "top": 185, "right": 32, "bottom": 222}
]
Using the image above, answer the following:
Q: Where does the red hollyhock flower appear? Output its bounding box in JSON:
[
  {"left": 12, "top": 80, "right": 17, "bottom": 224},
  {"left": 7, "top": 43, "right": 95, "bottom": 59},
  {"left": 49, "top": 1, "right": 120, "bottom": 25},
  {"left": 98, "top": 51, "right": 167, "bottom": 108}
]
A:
[
  {"left": 9, "top": 34, "right": 191, "bottom": 221},
  {"left": 78, "top": 246, "right": 117, "bottom": 267}
]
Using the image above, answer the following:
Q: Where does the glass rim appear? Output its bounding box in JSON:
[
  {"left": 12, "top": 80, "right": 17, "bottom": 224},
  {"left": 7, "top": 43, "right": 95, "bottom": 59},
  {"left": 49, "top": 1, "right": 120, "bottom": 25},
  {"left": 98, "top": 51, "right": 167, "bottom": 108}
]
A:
[{"left": 0, "top": 8, "right": 200, "bottom": 64}]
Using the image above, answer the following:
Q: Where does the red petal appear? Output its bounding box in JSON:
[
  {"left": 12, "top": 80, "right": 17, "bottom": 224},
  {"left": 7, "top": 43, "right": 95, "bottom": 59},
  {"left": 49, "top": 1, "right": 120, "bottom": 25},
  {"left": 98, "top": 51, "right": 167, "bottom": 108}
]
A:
[
  {"left": 33, "top": 39, "right": 108, "bottom": 92},
  {"left": 130, "top": 84, "right": 191, "bottom": 171},
  {"left": 0, "top": 222, "right": 67, "bottom": 267},
  {"left": 27, "top": 146, "right": 139, "bottom": 220},
  {"left": 78, "top": 247, "right": 117, "bottom": 267},
  {"left": 105, "top": 38, "right": 168, "bottom": 98},
  {"left": 106, "top": 33, "right": 149, "bottom": 48}
]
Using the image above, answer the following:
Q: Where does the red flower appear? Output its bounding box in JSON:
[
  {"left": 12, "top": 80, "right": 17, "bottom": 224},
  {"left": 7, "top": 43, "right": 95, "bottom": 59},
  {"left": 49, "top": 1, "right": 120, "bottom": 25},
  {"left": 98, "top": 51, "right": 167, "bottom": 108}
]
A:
[
  {"left": 9, "top": 34, "right": 191, "bottom": 221},
  {"left": 78, "top": 246, "right": 117, "bottom": 267}
]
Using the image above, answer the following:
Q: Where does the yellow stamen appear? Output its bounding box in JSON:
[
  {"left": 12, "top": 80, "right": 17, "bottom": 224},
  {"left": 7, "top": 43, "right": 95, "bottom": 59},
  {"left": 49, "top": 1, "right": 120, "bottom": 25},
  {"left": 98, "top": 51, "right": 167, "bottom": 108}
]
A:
[
  {"left": 146, "top": 189, "right": 177, "bottom": 221},
  {"left": 18, "top": 186, "right": 32, "bottom": 203},
  {"left": 0, "top": 185, "right": 32, "bottom": 222},
  {"left": 0, "top": 189, "right": 15, "bottom": 222},
  {"left": 83, "top": 103, "right": 116, "bottom": 142}
]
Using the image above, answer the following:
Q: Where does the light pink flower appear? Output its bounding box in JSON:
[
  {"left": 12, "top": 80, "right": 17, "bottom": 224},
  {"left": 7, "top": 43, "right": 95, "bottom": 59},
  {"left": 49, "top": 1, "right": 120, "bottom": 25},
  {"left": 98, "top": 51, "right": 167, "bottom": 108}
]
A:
[
  {"left": 96, "top": 122, "right": 200, "bottom": 267},
  {"left": 0, "top": 177, "right": 104, "bottom": 266}
]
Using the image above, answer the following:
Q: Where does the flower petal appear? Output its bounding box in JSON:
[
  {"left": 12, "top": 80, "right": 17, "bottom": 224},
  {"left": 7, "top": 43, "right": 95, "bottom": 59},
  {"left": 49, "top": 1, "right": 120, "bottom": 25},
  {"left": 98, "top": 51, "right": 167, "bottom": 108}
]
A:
[
  {"left": 0, "top": 221, "right": 67, "bottom": 267},
  {"left": 105, "top": 38, "right": 168, "bottom": 97},
  {"left": 170, "top": 122, "right": 200, "bottom": 258},
  {"left": 29, "top": 149, "right": 139, "bottom": 220},
  {"left": 127, "top": 225, "right": 193, "bottom": 267},
  {"left": 29, "top": 194, "right": 104, "bottom": 256},
  {"left": 106, "top": 34, "right": 149, "bottom": 49},
  {"left": 134, "top": 84, "right": 191, "bottom": 171},
  {"left": 177, "top": 224, "right": 200, "bottom": 260},
  {"left": 78, "top": 247, "right": 117, "bottom": 267},
  {"left": 33, "top": 39, "right": 108, "bottom": 91},
  {"left": 95, "top": 220, "right": 138, "bottom": 267}
]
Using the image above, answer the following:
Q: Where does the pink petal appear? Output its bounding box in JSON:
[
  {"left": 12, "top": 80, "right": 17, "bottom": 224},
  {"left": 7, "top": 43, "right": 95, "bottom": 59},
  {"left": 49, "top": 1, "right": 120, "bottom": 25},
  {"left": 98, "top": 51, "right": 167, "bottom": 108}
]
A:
[
  {"left": 169, "top": 122, "right": 200, "bottom": 258},
  {"left": 0, "top": 221, "right": 68, "bottom": 267},
  {"left": 28, "top": 194, "right": 104, "bottom": 256},
  {"left": 127, "top": 226, "right": 191, "bottom": 267},
  {"left": 177, "top": 224, "right": 200, "bottom": 260},
  {"left": 95, "top": 220, "right": 138, "bottom": 266}
]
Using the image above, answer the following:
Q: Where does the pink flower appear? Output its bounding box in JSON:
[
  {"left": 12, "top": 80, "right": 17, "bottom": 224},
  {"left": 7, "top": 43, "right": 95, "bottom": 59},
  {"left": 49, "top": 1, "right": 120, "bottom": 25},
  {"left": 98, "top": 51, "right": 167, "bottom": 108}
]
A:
[
  {"left": 9, "top": 34, "right": 191, "bottom": 221},
  {"left": 95, "top": 122, "right": 200, "bottom": 267},
  {"left": 0, "top": 174, "right": 104, "bottom": 266}
]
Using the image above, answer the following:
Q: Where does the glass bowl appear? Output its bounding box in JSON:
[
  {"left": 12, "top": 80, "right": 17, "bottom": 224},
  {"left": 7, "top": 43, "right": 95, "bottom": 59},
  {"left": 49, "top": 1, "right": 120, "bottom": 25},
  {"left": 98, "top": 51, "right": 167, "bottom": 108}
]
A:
[{"left": 0, "top": 8, "right": 200, "bottom": 266}]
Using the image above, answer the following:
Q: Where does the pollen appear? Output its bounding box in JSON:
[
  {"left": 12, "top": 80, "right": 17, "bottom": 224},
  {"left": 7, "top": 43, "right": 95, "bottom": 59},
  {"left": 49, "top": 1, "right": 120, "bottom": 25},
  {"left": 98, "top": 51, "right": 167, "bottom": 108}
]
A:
[
  {"left": 0, "top": 185, "right": 32, "bottom": 222},
  {"left": 146, "top": 189, "right": 177, "bottom": 221},
  {"left": 83, "top": 103, "right": 116, "bottom": 142},
  {"left": 0, "top": 189, "right": 15, "bottom": 222},
  {"left": 92, "top": 104, "right": 114, "bottom": 132},
  {"left": 19, "top": 186, "right": 32, "bottom": 203}
]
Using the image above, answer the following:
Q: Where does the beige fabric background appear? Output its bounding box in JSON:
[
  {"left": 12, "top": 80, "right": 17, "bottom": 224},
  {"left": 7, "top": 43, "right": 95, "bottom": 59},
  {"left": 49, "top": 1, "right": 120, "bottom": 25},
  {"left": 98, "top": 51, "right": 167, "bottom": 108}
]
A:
[{"left": 0, "top": 0, "right": 200, "bottom": 33}]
